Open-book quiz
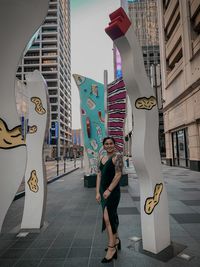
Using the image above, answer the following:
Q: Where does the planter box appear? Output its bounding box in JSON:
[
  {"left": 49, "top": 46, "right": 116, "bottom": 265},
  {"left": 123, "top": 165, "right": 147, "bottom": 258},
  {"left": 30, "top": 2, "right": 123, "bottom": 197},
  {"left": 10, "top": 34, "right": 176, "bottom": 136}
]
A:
[
  {"left": 84, "top": 174, "right": 97, "bottom": 188},
  {"left": 120, "top": 174, "right": 128, "bottom": 186}
]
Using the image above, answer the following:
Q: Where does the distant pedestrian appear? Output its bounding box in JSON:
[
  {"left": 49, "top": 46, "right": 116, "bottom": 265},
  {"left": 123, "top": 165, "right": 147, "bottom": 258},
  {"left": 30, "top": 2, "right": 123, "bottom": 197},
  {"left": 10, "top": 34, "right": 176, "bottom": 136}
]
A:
[{"left": 96, "top": 136, "right": 123, "bottom": 263}]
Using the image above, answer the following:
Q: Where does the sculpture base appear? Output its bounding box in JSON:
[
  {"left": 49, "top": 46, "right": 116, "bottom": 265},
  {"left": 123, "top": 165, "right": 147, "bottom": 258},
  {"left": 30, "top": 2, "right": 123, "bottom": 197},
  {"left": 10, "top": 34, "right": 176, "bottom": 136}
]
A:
[
  {"left": 128, "top": 240, "right": 186, "bottom": 262},
  {"left": 84, "top": 174, "right": 97, "bottom": 188},
  {"left": 120, "top": 174, "right": 128, "bottom": 186}
]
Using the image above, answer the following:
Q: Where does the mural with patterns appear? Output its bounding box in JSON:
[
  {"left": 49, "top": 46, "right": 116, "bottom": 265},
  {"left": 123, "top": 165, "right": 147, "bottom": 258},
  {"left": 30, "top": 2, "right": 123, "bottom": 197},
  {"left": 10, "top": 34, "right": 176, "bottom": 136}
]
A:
[
  {"left": 73, "top": 74, "right": 106, "bottom": 174},
  {"left": 107, "top": 78, "right": 127, "bottom": 152}
]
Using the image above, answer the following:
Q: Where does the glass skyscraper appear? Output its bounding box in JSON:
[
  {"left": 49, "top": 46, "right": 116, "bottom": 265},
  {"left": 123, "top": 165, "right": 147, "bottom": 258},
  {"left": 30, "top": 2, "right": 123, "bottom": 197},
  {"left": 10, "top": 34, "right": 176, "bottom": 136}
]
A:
[{"left": 16, "top": 0, "right": 72, "bottom": 158}]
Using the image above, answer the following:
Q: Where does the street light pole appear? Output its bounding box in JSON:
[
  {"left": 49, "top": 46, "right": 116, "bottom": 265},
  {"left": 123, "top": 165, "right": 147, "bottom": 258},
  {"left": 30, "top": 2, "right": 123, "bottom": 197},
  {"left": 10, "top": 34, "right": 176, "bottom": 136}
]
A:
[
  {"left": 104, "top": 70, "right": 108, "bottom": 136},
  {"left": 55, "top": 121, "right": 59, "bottom": 176}
]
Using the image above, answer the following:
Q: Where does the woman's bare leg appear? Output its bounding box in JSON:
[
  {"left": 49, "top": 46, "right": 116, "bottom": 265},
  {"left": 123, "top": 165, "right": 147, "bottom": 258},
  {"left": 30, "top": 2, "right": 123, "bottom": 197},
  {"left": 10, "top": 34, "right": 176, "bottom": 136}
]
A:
[{"left": 103, "top": 207, "right": 116, "bottom": 258}]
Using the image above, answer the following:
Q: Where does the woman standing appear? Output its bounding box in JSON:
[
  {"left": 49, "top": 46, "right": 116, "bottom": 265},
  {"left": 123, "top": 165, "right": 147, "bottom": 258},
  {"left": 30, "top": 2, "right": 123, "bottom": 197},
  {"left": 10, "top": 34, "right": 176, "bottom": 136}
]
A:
[{"left": 96, "top": 137, "right": 123, "bottom": 263}]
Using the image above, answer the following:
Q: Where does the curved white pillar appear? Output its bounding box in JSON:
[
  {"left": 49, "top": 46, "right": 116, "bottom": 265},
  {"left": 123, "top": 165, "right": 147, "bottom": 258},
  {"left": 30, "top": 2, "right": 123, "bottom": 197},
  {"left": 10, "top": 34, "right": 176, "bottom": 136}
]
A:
[
  {"left": 21, "top": 71, "right": 48, "bottom": 229},
  {"left": 105, "top": 8, "right": 170, "bottom": 254},
  {"left": 0, "top": 0, "right": 49, "bottom": 232}
]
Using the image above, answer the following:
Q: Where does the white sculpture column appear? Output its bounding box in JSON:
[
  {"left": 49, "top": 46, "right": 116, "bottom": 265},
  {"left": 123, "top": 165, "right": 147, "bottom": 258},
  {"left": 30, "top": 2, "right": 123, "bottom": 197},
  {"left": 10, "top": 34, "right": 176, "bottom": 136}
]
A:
[
  {"left": 0, "top": 0, "right": 49, "bottom": 232},
  {"left": 105, "top": 7, "right": 170, "bottom": 254},
  {"left": 21, "top": 71, "right": 48, "bottom": 229}
]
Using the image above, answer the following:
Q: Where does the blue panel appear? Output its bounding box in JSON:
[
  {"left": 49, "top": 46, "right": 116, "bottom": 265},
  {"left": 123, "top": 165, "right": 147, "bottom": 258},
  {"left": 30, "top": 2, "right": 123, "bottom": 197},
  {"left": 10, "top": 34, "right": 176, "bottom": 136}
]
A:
[{"left": 74, "top": 75, "right": 106, "bottom": 173}]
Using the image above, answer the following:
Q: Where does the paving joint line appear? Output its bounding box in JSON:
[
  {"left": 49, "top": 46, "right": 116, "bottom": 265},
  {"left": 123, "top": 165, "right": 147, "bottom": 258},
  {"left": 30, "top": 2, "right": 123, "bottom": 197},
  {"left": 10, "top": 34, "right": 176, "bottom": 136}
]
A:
[
  {"left": 87, "top": 205, "right": 101, "bottom": 267},
  {"left": 63, "top": 198, "right": 93, "bottom": 264}
]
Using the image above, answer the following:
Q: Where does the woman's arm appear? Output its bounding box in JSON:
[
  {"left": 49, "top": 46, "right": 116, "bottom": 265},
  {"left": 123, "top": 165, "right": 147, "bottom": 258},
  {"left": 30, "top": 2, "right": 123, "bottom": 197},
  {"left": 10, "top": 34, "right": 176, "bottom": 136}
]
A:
[
  {"left": 95, "top": 157, "right": 102, "bottom": 203},
  {"left": 96, "top": 172, "right": 101, "bottom": 202},
  {"left": 103, "top": 154, "right": 123, "bottom": 199}
]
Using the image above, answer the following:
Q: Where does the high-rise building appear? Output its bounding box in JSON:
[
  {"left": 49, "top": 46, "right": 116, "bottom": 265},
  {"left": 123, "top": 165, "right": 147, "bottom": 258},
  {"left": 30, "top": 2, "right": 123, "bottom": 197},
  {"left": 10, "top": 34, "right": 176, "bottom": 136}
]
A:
[
  {"left": 114, "top": 1, "right": 160, "bottom": 78},
  {"left": 128, "top": 0, "right": 160, "bottom": 78},
  {"left": 128, "top": 1, "right": 165, "bottom": 156},
  {"left": 114, "top": 0, "right": 165, "bottom": 156},
  {"left": 71, "top": 129, "right": 83, "bottom": 158},
  {"left": 16, "top": 0, "right": 72, "bottom": 158},
  {"left": 157, "top": 0, "right": 200, "bottom": 171}
]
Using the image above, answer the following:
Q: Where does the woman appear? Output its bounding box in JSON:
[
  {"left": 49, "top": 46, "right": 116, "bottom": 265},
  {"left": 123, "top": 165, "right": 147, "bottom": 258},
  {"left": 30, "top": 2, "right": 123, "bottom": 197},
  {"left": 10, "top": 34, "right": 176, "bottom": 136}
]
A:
[{"left": 96, "top": 136, "right": 123, "bottom": 263}]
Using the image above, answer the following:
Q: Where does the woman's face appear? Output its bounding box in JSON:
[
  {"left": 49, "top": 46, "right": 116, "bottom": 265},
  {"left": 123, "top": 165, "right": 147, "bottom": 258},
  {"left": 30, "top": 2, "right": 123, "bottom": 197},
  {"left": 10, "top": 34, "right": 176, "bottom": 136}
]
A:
[{"left": 103, "top": 139, "right": 115, "bottom": 154}]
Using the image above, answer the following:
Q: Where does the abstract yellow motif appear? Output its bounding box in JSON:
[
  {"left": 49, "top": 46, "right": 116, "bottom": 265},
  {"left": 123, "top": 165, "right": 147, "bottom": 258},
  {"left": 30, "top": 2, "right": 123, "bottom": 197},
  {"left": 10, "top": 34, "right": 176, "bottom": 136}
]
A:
[
  {"left": 0, "top": 118, "right": 25, "bottom": 149},
  {"left": 144, "top": 183, "right": 163, "bottom": 215},
  {"left": 28, "top": 125, "right": 37, "bottom": 134},
  {"left": 31, "top": 97, "right": 46, "bottom": 115},
  {"left": 135, "top": 96, "right": 156, "bottom": 110},
  {"left": 27, "top": 170, "right": 39, "bottom": 193}
]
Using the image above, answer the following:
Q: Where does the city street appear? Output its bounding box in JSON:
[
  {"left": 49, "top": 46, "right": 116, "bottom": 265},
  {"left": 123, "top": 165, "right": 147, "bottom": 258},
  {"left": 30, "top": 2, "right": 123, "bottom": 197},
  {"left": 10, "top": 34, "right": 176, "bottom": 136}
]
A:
[
  {"left": 17, "top": 159, "right": 82, "bottom": 194},
  {"left": 1, "top": 161, "right": 200, "bottom": 266},
  {"left": 45, "top": 158, "right": 82, "bottom": 181},
  {"left": 0, "top": 0, "right": 199, "bottom": 266}
]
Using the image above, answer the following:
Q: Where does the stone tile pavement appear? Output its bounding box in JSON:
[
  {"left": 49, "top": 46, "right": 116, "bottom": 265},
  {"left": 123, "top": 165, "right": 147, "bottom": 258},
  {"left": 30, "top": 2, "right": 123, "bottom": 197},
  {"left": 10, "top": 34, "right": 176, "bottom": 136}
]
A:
[{"left": 0, "top": 161, "right": 200, "bottom": 266}]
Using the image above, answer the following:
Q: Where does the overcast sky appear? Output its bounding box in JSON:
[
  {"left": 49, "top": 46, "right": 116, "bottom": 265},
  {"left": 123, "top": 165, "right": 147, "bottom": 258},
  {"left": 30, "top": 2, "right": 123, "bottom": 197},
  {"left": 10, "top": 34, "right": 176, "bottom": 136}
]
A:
[{"left": 71, "top": 0, "right": 121, "bottom": 129}]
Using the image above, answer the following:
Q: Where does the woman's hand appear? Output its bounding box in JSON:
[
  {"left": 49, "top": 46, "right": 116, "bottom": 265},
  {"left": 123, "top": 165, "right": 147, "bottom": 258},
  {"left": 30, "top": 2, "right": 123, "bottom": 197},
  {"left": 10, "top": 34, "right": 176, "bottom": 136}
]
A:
[
  {"left": 96, "top": 192, "right": 101, "bottom": 204},
  {"left": 103, "top": 189, "right": 111, "bottom": 200}
]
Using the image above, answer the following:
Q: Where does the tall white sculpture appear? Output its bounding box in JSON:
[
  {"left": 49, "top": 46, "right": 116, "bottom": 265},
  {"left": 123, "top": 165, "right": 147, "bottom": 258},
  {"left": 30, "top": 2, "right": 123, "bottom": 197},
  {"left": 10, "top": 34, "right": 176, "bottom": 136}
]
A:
[
  {"left": 105, "top": 7, "right": 170, "bottom": 254},
  {"left": 21, "top": 71, "right": 48, "bottom": 229},
  {"left": 0, "top": 0, "right": 49, "bottom": 232}
]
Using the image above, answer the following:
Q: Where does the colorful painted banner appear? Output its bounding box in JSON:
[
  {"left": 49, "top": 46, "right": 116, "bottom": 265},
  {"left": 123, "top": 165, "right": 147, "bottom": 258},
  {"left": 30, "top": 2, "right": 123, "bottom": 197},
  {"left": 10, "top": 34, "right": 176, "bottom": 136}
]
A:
[
  {"left": 73, "top": 74, "right": 106, "bottom": 174},
  {"left": 107, "top": 77, "right": 127, "bottom": 152}
]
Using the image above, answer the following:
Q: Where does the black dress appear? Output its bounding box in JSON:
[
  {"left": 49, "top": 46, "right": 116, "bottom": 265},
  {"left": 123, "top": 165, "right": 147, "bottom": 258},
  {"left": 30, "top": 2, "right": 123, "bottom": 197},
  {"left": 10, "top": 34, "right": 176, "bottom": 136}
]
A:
[{"left": 99, "top": 157, "right": 121, "bottom": 234}]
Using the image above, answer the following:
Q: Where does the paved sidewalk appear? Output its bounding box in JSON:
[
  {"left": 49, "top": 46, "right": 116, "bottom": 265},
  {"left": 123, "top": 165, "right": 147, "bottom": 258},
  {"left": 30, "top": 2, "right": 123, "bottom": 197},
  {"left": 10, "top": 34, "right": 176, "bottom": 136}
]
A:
[{"left": 0, "top": 162, "right": 200, "bottom": 266}]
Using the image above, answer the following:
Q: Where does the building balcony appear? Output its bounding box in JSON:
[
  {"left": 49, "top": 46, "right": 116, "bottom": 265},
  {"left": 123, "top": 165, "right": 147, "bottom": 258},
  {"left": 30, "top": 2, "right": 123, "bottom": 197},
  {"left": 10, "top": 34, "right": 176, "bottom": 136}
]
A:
[
  {"left": 166, "top": 22, "right": 181, "bottom": 59},
  {"left": 24, "top": 54, "right": 40, "bottom": 59},
  {"left": 47, "top": 86, "right": 58, "bottom": 90},
  {"left": 42, "top": 45, "right": 58, "bottom": 50},
  {"left": 41, "top": 38, "right": 57, "bottom": 43},
  {"left": 43, "top": 26, "right": 57, "bottom": 32},
  {"left": 193, "top": 11, "right": 200, "bottom": 32},
  {"left": 190, "top": 0, "right": 200, "bottom": 19},
  {"left": 49, "top": 1, "right": 57, "bottom": 4},
  {"left": 42, "top": 22, "right": 57, "bottom": 27},
  {"left": 166, "top": 58, "right": 183, "bottom": 86},
  {"left": 192, "top": 34, "right": 200, "bottom": 55},
  {"left": 168, "top": 41, "right": 182, "bottom": 67},
  {"left": 49, "top": 89, "right": 58, "bottom": 96},
  {"left": 164, "top": 0, "right": 179, "bottom": 29},
  {"left": 45, "top": 78, "right": 58, "bottom": 83},
  {"left": 49, "top": 98, "right": 58, "bottom": 104},
  {"left": 28, "top": 46, "right": 40, "bottom": 51},
  {"left": 165, "top": 8, "right": 180, "bottom": 38},
  {"left": 44, "top": 16, "right": 57, "bottom": 20},
  {"left": 42, "top": 60, "right": 57, "bottom": 65},
  {"left": 46, "top": 12, "right": 57, "bottom": 18},
  {"left": 42, "top": 30, "right": 58, "bottom": 35},
  {"left": 42, "top": 52, "right": 57, "bottom": 57},
  {"left": 42, "top": 70, "right": 58, "bottom": 75},
  {"left": 47, "top": 8, "right": 57, "bottom": 13},
  {"left": 23, "top": 62, "right": 40, "bottom": 66}
]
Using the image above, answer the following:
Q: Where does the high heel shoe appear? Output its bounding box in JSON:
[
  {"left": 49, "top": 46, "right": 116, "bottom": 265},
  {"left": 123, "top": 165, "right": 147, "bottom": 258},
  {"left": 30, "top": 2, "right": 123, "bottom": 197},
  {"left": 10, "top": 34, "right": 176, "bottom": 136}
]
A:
[
  {"left": 105, "top": 237, "right": 121, "bottom": 251},
  {"left": 101, "top": 246, "right": 117, "bottom": 263}
]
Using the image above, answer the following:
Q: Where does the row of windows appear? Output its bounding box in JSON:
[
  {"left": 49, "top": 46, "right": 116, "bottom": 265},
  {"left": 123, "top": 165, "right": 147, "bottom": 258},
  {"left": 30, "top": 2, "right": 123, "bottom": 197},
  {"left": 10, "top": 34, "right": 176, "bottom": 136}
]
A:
[
  {"left": 128, "top": 0, "right": 159, "bottom": 47},
  {"left": 25, "top": 50, "right": 57, "bottom": 57},
  {"left": 143, "top": 52, "right": 160, "bottom": 57}
]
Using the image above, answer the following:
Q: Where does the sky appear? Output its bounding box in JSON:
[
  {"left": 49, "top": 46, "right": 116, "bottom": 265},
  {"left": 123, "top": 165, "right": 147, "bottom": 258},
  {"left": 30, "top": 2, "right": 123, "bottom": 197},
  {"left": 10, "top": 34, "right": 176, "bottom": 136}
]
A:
[{"left": 70, "top": 0, "right": 121, "bottom": 129}]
